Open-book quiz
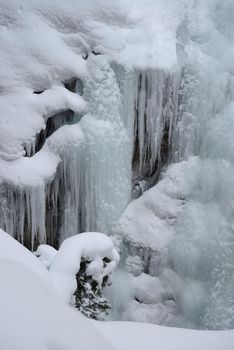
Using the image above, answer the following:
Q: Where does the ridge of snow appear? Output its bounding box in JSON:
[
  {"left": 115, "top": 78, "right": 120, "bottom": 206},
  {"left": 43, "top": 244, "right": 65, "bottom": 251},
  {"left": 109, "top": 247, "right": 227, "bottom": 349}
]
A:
[{"left": 0, "top": 228, "right": 50, "bottom": 283}]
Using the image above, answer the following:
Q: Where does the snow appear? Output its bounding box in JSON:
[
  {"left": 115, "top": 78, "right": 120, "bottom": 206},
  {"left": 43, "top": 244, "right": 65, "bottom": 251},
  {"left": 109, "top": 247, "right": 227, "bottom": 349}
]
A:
[
  {"left": 96, "top": 321, "right": 234, "bottom": 350},
  {"left": 49, "top": 232, "right": 119, "bottom": 304},
  {"left": 114, "top": 151, "right": 234, "bottom": 327},
  {"left": 2, "top": 252, "right": 234, "bottom": 350},
  {"left": 132, "top": 273, "right": 164, "bottom": 304},
  {"left": 0, "top": 0, "right": 185, "bottom": 95},
  {"left": 1, "top": 229, "right": 234, "bottom": 350},
  {"left": 0, "top": 0, "right": 234, "bottom": 335},
  {"left": 34, "top": 244, "right": 58, "bottom": 269},
  {"left": 0, "top": 119, "right": 86, "bottom": 187},
  {"left": 116, "top": 159, "right": 195, "bottom": 250},
  {"left": 0, "top": 84, "right": 87, "bottom": 244},
  {"left": 0, "top": 258, "right": 114, "bottom": 350},
  {"left": 0, "top": 228, "right": 50, "bottom": 283},
  {"left": 0, "top": 229, "right": 113, "bottom": 349},
  {"left": 0, "top": 0, "right": 188, "bottom": 180},
  {"left": 0, "top": 86, "right": 86, "bottom": 161},
  {"left": 0, "top": 0, "right": 195, "bottom": 247},
  {"left": 119, "top": 0, "right": 187, "bottom": 69}
]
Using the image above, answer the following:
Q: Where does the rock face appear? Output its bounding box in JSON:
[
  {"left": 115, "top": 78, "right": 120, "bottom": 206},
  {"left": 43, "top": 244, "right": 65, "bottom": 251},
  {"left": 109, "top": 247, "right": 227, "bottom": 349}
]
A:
[{"left": 75, "top": 259, "right": 111, "bottom": 320}]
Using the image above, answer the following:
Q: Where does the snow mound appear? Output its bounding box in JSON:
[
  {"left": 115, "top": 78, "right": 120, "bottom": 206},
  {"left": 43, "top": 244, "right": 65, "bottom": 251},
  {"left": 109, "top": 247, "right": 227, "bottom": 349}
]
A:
[
  {"left": 34, "top": 244, "right": 58, "bottom": 269},
  {"left": 96, "top": 321, "right": 234, "bottom": 350},
  {"left": 49, "top": 232, "right": 119, "bottom": 304},
  {"left": 0, "top": 258, "right": 114, "bottom": 350},
  {"left": 0, "top": 228, "right": 50, "bottom": 283}
]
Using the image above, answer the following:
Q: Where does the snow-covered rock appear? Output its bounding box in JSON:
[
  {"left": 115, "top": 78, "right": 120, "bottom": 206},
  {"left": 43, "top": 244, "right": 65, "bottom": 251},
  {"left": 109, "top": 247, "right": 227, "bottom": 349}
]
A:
[{"left": 49, "top": 232, "right": 119, "bottom": 304}]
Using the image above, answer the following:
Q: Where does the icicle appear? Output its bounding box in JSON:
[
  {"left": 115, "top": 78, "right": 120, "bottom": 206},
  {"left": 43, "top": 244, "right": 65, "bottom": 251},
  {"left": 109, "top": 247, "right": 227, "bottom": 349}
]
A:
[
  {"left": 117, "top": 68, "right": 181, "bottom": 182},
  {"left": 0, "top": 58, "right": 182, "bottom": 250},
  {"left": 0, "top": 182, "right": 46, "bottom": 249},
  {"left": 54, "top": 55, "right": 132, "bottom": 241}
]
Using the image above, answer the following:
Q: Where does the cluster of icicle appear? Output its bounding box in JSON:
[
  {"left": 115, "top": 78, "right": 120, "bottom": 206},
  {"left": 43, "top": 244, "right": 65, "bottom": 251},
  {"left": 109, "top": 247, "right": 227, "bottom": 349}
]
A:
[
  {"left": 115, "top": 65, "right": 182, "bottom": 181},
  {"left": 0, "top": 54, "right": 191, "bottom": 248}
]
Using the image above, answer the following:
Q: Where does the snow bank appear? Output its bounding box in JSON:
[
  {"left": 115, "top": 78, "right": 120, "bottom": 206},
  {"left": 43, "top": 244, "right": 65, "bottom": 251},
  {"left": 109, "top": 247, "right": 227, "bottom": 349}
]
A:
[
  {"left": 0, "top": 0, "right": 186, "bottom": 94},
  {"left": 96, "top": 321, "right": 234, "bottom": 350},
  {"left": 34, "top": 244, "right": 58, "bottom": 269},
  {"left": 0, "top": 258, "right": 114, "bottom": 350},
  {"left": 1, "top": 228, "right": 234, "bottom": 350},
  {"left": 0, "top": 228, "right": 50, "bottom": 283},
  {"left": 2, "top": 251, "right": 233, "bottom": 350}
]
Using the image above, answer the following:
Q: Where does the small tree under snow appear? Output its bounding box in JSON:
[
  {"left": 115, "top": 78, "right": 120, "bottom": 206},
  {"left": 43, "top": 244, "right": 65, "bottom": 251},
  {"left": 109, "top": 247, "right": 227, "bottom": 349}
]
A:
[
  {"left": 74, "top": 258, "right": 111, "bottom": 319},
  {"left": 35, "top": 232, "right": 119, "bottom": 320}
]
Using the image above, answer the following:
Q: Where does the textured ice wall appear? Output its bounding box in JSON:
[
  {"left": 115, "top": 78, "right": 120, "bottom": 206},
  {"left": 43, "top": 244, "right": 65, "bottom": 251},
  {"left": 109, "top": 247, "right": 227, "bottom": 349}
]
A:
[
  {"left": 59, "top": 55, "right": 132, "bottom": 239},
  {"left": 0, "top": 55, "right": 133, "bottom": 246},
  {"left": 111, "top": 1, "right": 234, "bottom": 330},
  {"left": 115, "top": 65, "right": 182, "bottom": 187}
]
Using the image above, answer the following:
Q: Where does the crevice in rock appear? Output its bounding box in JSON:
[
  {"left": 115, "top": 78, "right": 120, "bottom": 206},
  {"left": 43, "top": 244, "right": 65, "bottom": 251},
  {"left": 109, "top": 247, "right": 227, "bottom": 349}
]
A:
[
  {"left": 131, "top": 70, "right": 178, "bottom": 198},
  {"left": 25, "top": 78, "right": 84, "bottom": 157},
  {"left": 45, "top": 165, "right": 65, "bottom": 249},
  {"left": 33, "top": 90, "right": 44, "bottom": 95},
  {"left": 24, "top": 109, "right": 75, "bottom": 157},
  {"left": 63, "top": 77, "right": 78, "bottom": 93}
]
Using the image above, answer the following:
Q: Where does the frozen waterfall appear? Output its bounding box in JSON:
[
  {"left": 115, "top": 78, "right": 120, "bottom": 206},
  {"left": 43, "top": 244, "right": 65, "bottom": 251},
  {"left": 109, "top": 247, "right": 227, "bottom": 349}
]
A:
[
  {"left": 0, "top": 0, "right": 234, "bottom": 333},
  {"left": 0, "top": 55, "right": 182, "bottom": 249},
  {"left": 108, "top": 1, "right": 234, "bottom": 331}
]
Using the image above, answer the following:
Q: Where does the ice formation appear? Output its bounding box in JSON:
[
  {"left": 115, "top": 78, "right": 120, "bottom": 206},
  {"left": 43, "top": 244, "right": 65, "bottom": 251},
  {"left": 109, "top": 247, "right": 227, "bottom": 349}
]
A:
[
  {"left": 111, "top": 1, "right": 234, "bottom": 330},
  {"left": 0, "top": 0, "right": 185, "bottom": 248},
  {"left": 60, "top": 55, "right": 132, "bottom": 238},
  {"left": 0, "top": 86, "right": 87, "bottom": 247}
]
